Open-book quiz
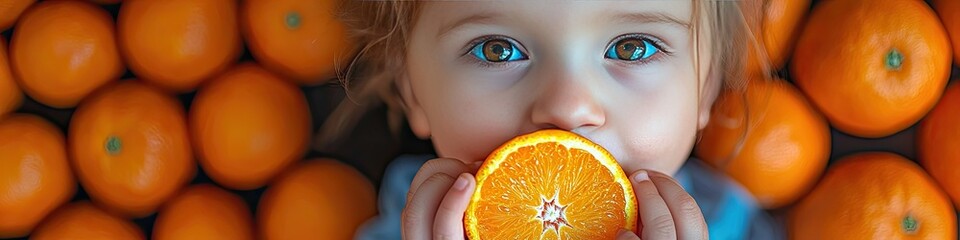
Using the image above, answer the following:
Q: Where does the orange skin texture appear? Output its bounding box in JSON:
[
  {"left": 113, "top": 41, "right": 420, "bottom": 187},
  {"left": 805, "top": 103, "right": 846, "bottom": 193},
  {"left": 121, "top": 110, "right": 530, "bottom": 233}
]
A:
[
  {"left": 744, "top": 0, "right": 811, "bottom": 74},
  {"left": 789, "top": 152, "right": 957, "bottom": 239},
  {"left": 69, "top": 81, "right": 195, "bottom": 218},
  {"left": 257, "top": 159, "right": 377, "bottom": 240},
  {"left": 932, "top": 0, "right": 960, "bottom": 63},
  {"left": 918, "top": 83, "right": 960, "bottom": 210},
  {"left": 153, "top": 184, "right": 255, "bottom": 240},
  {"left": 118, "top": 0, "right": 241, "bottom": 92},
  {"left": 31, "top": 202, "right": 145, "bottom": 240},
  {"left": 0, "top": 114, "right": 75, "bottom": 238},
  {"left": 0, "top": 0, "right": 34, "bottom": 31},
  {"left": 696, "top": 77, "right": 830, "bottom": 209},
  {"left": 791, "top": 0, "right": 951, "bottom": 138},
  {"left": 10, "top": 0, "right": 123, "bottom": 108},
  {"left": 190, "top": 63, "right": 310, "bottom": 190},
  {"left": 88, "top": 0, "right": 121, "bottom": 4},
  {"left": 0, "top": 37, "right": 22, "bottom": 116},
  {"left": 242, "top": 0, "right": 353, "bottom": 85}
]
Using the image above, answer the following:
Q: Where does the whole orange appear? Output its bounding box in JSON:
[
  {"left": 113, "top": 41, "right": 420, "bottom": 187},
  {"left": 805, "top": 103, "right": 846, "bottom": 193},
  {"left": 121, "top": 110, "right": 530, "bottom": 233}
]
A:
[
  {"left": 791, "top": 0, "right": 951, "bottom": 138},
  {"left": 88, "top": 0, "right": 121, "bottom": 5},
  {"left": 258, "top": 159, "right": 376, "bottom": 240},
  {"left": 789, "top": 152, "right": 956, "bottom": 239},
  {"left": 153, "top": 184, "right": 255, "bottom": 240},
  {"left": 242, "top": 0, "right": 353, "bottom": 85},
  {"left": 0, "top": 37, "right": 22, "bottom": 116},
  {"left": 932, "top": 0, "right": 960, "bottom": 63},
  {"left": 0, "top": 0, "right": 34, "bottom": 31},
  {"left": 0, "top": 114, "right": 74, "bottom": 238},
  {"left": 743, "top": 0, "right": 811, "bottom": 74},
  {"left": 696, "top": 77, "right": 830, "bottom": 209},
  {"left": 10, "top": 0, "right": 123, "bottom": 108},
  {"left": 31, "top": 202, "right": 145, "bottom": 240},
  {"left": 118, "top": 0, "right": 241, "bottom": 92},
  {"left": 190, "top": 63, "right": 310, "bottom": 190},
  {"left": 918, "top": 82, "right": 960, "bottom": 210},
  {"left": 70, "top": 81, "right": 195, "bottom": 218}
]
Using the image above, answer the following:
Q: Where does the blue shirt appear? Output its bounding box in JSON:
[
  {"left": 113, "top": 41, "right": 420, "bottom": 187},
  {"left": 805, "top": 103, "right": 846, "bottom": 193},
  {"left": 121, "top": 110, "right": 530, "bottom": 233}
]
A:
[{"left": 355, "top": 155, "right": 784, "bottom": 240}]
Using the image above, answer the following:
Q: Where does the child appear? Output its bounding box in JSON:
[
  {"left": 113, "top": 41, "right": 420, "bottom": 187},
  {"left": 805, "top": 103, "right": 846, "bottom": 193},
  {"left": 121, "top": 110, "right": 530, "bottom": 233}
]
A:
[{"left": 326, "top": 0, "right": 782, "bottom": 239}]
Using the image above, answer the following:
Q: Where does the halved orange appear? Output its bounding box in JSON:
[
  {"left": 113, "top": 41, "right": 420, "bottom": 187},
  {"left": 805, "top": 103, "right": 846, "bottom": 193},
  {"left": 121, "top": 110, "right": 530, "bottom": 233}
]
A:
[{"left": 465, "top": 130, "right": 637, "bottom": 239}]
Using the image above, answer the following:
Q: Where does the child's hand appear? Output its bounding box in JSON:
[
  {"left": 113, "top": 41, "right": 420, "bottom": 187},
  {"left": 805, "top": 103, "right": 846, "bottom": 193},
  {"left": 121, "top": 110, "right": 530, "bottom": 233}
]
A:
[
  {"left": 401, "top": 159, "right": 707, "bottom": 240},
  {"left": 401, "top": 158, "right": 479, "bottom": 239},
  {"left": 617, "top": 170, "right": 709, "bottom": 240}
]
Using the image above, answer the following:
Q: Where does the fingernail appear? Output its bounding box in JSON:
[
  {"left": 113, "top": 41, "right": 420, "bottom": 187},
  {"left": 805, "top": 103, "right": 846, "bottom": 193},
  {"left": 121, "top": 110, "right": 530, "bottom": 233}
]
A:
[
  {"left": 633, "top": 170, "right": 650, "bottom": 183},
  {"left": 617, "top": 229, "right": 634, "bottom": 238},
  {"left": 453, "top": 173, "right": 469, "bottom": 191}
]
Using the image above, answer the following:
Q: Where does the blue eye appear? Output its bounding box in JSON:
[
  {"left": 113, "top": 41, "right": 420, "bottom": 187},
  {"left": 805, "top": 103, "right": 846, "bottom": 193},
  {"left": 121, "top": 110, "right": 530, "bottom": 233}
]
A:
[
  {"left": 470, "top": 38, "right": 527, "bottom": 62},
  {"left": 605, "top": 36, "right": 659, "bottom": 61}
]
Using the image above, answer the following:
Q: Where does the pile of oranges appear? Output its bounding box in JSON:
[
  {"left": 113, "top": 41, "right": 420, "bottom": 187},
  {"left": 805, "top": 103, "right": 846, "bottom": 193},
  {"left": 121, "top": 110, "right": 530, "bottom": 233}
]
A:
[
  {"left": 0, "top": 0, "right": 375, "bottom": 239},
  {"left": 3, "top": 0, "right": 960, "bottom": 239},
  {"left": 698, "top": 0, "right": 960, "bottom": 238}
]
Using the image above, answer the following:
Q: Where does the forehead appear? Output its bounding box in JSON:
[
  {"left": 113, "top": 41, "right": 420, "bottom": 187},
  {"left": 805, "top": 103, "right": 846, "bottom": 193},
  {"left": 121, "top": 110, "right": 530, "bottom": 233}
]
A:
[{"left": 419, "top": 0, "right": 694, "bottom": 37}]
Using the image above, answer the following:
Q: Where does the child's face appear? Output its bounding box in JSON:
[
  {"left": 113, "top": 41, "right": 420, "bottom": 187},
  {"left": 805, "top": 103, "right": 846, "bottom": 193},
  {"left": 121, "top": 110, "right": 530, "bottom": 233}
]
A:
[{"left": 400, "top": 1, "right": 714, "bottom": 175}]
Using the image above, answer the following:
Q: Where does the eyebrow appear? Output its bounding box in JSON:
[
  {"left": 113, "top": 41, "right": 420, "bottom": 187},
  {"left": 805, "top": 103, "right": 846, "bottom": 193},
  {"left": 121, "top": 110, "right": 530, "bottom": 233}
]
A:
[
  {"left": 436, "top": 10, "right": 690, "bottom": 40},
  {"left": 436, "top": 12, "right": 502, "bottom": 40},
  {"left": 608, "top": 11, "right": 691, "bottom": 29}
]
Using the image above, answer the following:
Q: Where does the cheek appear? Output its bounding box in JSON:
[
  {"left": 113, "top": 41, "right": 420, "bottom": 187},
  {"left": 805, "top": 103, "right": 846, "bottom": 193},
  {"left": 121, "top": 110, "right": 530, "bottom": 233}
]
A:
[
  {"left": 426, "top": 100, "right": 521, "bottom": 163},
  {"left": 602, "top": 65, "right": 701, "bottom": 175},
  {"left": 407, "top": 57, "right": 527, "bottom": 163},
  {"left": 613, "top": 109, "right": 698, "bottom": 175}
]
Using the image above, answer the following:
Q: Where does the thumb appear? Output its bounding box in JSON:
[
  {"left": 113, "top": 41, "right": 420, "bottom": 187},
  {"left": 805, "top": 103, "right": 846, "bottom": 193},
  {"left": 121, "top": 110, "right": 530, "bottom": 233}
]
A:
[{"left": 617, "top": 229, "right": 642, "bottom": 240}]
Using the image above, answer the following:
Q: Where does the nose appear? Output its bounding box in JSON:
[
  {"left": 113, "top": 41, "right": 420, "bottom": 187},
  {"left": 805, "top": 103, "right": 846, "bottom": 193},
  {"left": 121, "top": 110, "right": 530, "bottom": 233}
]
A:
[{"left": 530, "top": 74, "right": 606, "bottom": 131}]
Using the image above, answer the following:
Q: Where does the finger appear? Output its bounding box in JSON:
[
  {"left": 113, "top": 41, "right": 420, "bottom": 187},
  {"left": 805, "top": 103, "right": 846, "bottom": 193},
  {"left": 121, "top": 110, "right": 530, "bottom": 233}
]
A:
[
  {"left": 631, "top": 170, "right": 677, "bottom": 240},
  {"left": 402, "top": 173, "right": 455, "bottom": 240},
  {"left": 616, "top": 229, "right": 642, "bottom": 240},
  {"left": 408, "top": 158, "right": 473, "bottom": 203},
  {"left": 648, "top": 171, "right": 708, "bottom": 240},
  {"left": 433, "top": 173, "right": 476, "bottom": 239}
]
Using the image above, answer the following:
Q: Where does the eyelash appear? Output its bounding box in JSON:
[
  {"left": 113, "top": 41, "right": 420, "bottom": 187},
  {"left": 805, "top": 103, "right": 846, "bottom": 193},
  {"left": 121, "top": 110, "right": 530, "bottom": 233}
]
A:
[
  {"left": 460, "top": 33, "right": 673, "bottom": 69},
  {"left": 604, "top": 33, "right": 673, "bottom": 67},
  {"left": 461, "top": 35, "right": 528, "bottom": 70}
]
